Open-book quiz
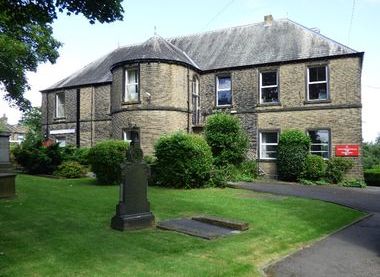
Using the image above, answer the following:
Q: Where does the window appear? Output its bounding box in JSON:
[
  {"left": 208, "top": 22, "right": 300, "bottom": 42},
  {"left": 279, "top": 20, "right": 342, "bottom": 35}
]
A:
[
  {"left": 260, "top": 71, "right": 278, "bottom": 103},
  {"left": 308, "top": 129, "right": 330, "bottom": 159},
  {"left": 124, "top": 68, "right": 139, "bottom": 103},
  {"left": 216, "top": 75, "right": 232, "bottom": 106},
  {"left": 192, "top": 76, "right": 201, "bottom": 125},
  {"left": 307, "top": 66, "right": 328, "bottom": 101},
  {"left": 55, "top": 137, "right": 66, "bottom": 147},
  {"left": 123, "top": 129, "right": 140, "bottom": 145},
  {"left": 55, "top": 92, "right": 65, "bottom": 118},
  {"left": 259, "top": 131, "right": 279, "bottom": 160}
]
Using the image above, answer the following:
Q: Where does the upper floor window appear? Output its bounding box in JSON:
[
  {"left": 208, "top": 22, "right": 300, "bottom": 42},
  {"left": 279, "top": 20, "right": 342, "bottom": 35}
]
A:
[
  {"left": 307, "top": 66, "right": 328, "bottom": 101},
  {"left": 260, "top": 71, "right": 279, "bottom": 103},
  {"left": 216, "top": 75, "right": 232, "bottom": 106},
  {"left": 192, "top": 76, "right": 201, "bottom": 125},
  {"left": 55, "top": 92, "right": 65, "bottom": 118},
  {"left": 259, "top": 131, "right": 279, "bottom": 160},
  {"left": 308, "top": 129, "right": 330, "bottom": 159},
  {"left": 124, "top": 67, "right": 139, "bottom": 103}
]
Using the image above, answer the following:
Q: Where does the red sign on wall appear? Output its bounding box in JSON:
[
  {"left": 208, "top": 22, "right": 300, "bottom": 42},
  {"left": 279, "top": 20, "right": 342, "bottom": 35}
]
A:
[{"left": 335, "top": 145, "right": 359, "bottom": 157}]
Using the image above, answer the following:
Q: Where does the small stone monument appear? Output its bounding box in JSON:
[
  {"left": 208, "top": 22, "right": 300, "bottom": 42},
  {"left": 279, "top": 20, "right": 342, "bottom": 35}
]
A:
[
  {"left": 111, "top": 140, "right": 155, "bottom": 231},
  {"left": 0, "top": 132, "right": 16, "bottom": 198}
]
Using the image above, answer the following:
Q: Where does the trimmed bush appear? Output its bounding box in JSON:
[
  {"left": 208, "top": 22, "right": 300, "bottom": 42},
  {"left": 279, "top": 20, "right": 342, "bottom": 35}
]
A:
[
  {"left": 325, "top": 157, "right": 354, "bottom": 184},
  {"left": 154, "top": 132, "right": 213, "bottom": 188},
  {"left": 364, "top": 167, "right": 380, "bottom": 186},
  {"left": 61, "top": 146, "right": 90, "bottom": 165},
  {"left": 277, "top": 130, "right": 311, "bottom": 181},
  {"left": 204, "top": 113, "right": 249, "bottom": 166},
  {"left": 301, "top": 154, "right": 326, "bottom": 181},
  {"left": 88, "top": 140, "right": 129, "bottom": 185},
  {"left": 54, "top": 161, "right": 86, "bottom": 178},
  {"left": 13, "top": 136, "right": 62, "bottom": 174}
]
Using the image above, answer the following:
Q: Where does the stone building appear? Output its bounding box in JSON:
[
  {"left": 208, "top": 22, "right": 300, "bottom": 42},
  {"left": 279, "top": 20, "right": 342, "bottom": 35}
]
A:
[{"left": 41, "top": 16, "right": 364, "bottom": 178}]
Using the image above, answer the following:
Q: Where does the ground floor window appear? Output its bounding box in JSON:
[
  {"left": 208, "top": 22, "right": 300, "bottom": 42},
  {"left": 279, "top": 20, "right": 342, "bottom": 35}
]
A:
[
  {"left": 308, "top": 129, "right": 330, "bottom": 158},
  {"left": 123, "top": 129, "right": 140, "bottom": 145},
  {"left": 259, "top": 131, "right": 279, "bottom": 160},
  {"left": 55, "top": 137, "right": 66, "bottom": 147}
]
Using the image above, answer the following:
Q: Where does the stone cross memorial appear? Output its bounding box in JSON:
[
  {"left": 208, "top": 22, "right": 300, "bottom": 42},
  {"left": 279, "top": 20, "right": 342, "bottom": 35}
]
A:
[
  {"left": 0, "top": 132, "right": 16, "bottom": 198},
  {"left": 111, "top": 140, "right": 155, "bottom": 231}
]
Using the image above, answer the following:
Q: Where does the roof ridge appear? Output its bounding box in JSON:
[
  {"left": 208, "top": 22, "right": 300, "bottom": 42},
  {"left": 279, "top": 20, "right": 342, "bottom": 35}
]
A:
[{"left": 285, "top": 18, "right": 358, "bottom": 53}]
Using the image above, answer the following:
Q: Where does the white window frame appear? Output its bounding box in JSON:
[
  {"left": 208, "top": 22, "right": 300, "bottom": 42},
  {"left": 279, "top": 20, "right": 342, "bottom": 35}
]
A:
[
  {"left": 216, "top": 75, "right": 232, "bottom": 107},
  {"left": 307, "top": 66, "right": 329, "bottom": 101},
  {"left": 55, "top": 92, "right": 65, "bottom": 118},
  {"left": 308, "top": 129, "right": 330, "bottom": 159},
  {"left": 259, "top": 131, "right": 279, "bottom": 160},
  {"left": 260, "top": 71, "right": 279, "bottom": 103},
  {"left": 192, "top": 76, "right": 201, "bottom": 125},
  {"left": 124, "top": 67, "right": 139, "bottom": 103}
]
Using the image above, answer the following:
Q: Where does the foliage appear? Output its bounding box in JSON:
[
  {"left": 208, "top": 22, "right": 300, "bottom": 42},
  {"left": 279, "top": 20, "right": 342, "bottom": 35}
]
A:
[
  {"left": 13, "top": 135, "right": 62, "bottom": 174},
  {"left": 325, "top": 157, "right": 354, "bottom": 184},
  {"left": 340, "top": 179, "right": 366, "bottom": 188},
  {"left": 217, "top": 160, "right": 258, "bottom": 183},
  {"left": 363, "top": 137, "right": 380, "bottom": 169},
  {"left": 301, "top": 154, "right": 326, "bottom": 181},
  {"left": 299, "top": 179, "right": 315, "bottom": 186},
  {"left": 277, "top": 130, "right": 311, "bottom": 181},
  {"left": 364, "top": 167, "right": 380, "bottom": 186},
  {"left": 0, "top": 0, "right": 124, "bottom": 110},
  {"left": 54, "top": 161, "right": 86, "bottom": 178},
  {"left": 20, "top": 107, "right": 42, "bottom": 134},
  {"left": 61, "top": 145, "right": 90, "bottom": 165},
  {"left": 88, "top": 140, "right": 129, "bottom": 185},
  {"left": 154, "top": 132, "right": 213, "bottom": 188},
  {"left": 204, "top": 113, "right": 249, "bottom": 167},
  {"left": 143, "top": 155, "right": 156, "bottom": 165}
]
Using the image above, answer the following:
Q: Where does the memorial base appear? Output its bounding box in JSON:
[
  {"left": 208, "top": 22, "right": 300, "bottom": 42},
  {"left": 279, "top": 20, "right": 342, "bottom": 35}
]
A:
[
  {"left": 0, "top": 173, "right": 16, "bottom": 198},
  {"left": 111, "top": 212, "right": 155, "bottom": 231}
]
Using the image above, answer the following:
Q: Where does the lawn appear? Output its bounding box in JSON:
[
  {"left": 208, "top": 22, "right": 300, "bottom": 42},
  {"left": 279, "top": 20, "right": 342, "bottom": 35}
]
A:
[{"left": 0, "top": 175, "right": 364, "bottom": 276}]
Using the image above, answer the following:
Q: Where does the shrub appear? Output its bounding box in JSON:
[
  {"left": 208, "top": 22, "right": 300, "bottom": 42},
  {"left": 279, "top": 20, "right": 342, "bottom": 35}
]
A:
[
  {"left": 301, "top": 154, "right": 326, "bottom": 181},
  {"left": 364, "top": 167, "right": 380, "bottom": 186},
  {"left": 54, "top": 161, "right": 86, "bottom": 178},
  {"left": 13, "top": 135, "right": 62, "bottom": 174},
  {"left": 154, "top": 132, "right": 213, "bottom": 188},
  {"left": 204, "top": 113, "right": 249, "bottom": 166},
  {"left": 277, "top": 130, "right": 311, "bottom": 181},
  {"left": 325, "top": 157, "right": 354, "bottom": 184},
  {"left": 61, "top": 146, "right": 90, "bottom": 165},
  {"left": 341, "top": 179, "right": 366, "bottom": 188},
  {"left": 222, "top": 160, "right": 258, "bottom": 182},
  {"left": 88, "top": 140, "right": 129, "bottom": 185}
]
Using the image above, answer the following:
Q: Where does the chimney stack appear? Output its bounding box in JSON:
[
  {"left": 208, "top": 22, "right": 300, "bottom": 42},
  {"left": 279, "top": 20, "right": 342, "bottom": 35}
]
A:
[{"left": 264, "top": 15, "right": 273, "bottom": 26}]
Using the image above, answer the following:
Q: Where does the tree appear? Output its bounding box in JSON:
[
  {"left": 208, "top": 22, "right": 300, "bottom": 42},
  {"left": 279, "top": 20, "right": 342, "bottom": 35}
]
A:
[
  {"left": 363, "top": 135, "right": 380, "bottom": 169},
  {"left": 0, "top": 0, "right": 124, "bottom": 111},
  {"left": 20, "top": 106, "right": 42, "bottom": 134}
]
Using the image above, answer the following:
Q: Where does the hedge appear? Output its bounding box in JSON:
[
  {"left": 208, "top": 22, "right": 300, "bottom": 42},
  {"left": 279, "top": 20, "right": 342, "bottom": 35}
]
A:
[{"left": 364, "top": 167, "right": 380, "bottom": 186}]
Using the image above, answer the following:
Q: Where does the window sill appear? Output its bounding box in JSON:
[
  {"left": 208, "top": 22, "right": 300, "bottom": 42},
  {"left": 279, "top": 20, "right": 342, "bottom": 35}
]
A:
[
  {"left": 215, "top": 105, "right": 233, "bottom": 109},
  {"left": 304, "top": 99, "right": 331, "bottom": 105},
  {"left": 257, "top": 159, "right": 277, "bottom": 162},
  {"left": 257, "top": 102, "right": 281, "bottom": 107},
  {"left": 54, "top": 117, "right": 66, "bottom": 121},
  {"left": 122, "top": 101, "right": 141, "bottom": 105}
]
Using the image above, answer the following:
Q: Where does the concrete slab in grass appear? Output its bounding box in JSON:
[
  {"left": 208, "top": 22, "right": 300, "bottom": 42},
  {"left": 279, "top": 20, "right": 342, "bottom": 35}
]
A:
[{"left": 157, "top": 218, "right": 243, "bottom": 240}]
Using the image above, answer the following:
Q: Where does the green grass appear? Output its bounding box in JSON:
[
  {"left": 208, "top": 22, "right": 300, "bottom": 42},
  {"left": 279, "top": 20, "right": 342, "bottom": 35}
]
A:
[{"left": 0, "top": 175, "right": 364, "bottom": 276}]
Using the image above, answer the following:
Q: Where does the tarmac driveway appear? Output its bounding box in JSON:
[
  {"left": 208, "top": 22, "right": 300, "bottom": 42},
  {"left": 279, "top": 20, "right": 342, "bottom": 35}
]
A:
[{"left": 231, "top": 182, "right": 380, "bottom": 277}]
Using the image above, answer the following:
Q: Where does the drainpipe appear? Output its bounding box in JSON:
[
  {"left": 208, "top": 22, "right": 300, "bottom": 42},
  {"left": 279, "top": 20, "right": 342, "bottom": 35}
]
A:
[
  {"left": 76, "top": 88, "right": 80, "bottom": 147},
  {"left": 187, "top": 68, "right": 190, "bottom": 133}
]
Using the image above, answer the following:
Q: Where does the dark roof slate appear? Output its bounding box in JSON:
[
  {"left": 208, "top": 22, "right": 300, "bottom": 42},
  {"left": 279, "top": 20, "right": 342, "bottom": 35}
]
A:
[{"left": 43, "top": 18, "right": 359, "bottom": 91}]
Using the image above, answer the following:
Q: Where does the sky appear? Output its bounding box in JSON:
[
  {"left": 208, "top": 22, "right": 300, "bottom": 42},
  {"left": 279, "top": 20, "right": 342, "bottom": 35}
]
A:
[{"left": 1, "top": 0, "right": 379, "bottom": 142}]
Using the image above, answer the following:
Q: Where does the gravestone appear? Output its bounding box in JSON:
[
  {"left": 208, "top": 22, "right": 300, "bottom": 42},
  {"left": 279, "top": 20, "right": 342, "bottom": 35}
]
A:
[
  {"left": 111, "top": 141, "right": 155, "bottom": 231},
  {"left": 0, "top": 132, "right": 16, "bottom": 198}
]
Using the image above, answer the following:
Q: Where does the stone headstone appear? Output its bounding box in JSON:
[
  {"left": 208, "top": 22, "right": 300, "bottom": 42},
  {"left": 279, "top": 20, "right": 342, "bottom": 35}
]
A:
[
  {"left": 111, "top": 142, "right": 155, "bottom": 231},
  {"left": 0, "top": 132, "right": 16, "bottom": 198}
]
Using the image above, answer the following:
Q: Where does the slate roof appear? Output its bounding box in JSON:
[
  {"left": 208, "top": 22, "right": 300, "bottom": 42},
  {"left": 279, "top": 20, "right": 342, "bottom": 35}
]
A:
[{"left": 43, "top": 18, "right": 360, "bottom": 92}]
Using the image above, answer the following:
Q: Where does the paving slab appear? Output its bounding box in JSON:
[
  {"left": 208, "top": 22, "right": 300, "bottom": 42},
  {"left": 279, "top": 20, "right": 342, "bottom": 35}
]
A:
[
  {"left": 157, "top": 218, "right": 240, "bottom": 240},
  {"left": 230, "top": 182, "right": 380, "bottom": 277}
]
